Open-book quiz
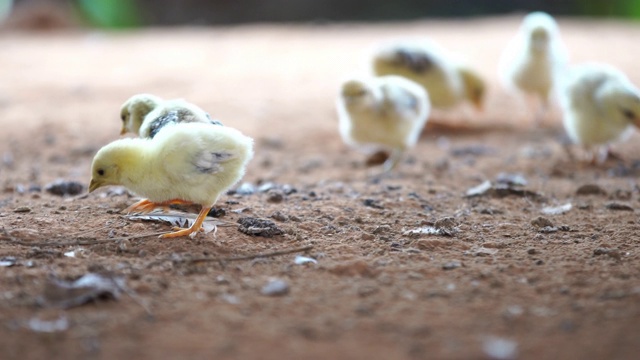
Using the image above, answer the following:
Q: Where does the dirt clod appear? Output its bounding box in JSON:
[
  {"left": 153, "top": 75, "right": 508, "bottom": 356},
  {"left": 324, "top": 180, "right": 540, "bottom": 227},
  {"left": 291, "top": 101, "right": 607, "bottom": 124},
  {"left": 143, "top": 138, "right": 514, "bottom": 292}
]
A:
[
  {"left": 576, "top": 184, "right": 607, "bottom": 196},
  {"left": 237, "top": 217, "right": 284, "bottom": 237},
  {"left": 44, "top": 179, "right": 84, "bottom": 196}
]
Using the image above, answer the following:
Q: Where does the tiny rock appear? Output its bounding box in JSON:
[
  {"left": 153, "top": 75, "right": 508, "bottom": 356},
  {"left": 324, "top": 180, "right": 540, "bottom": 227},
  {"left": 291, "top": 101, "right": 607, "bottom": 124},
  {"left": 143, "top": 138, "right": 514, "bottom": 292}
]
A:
[{"left": 261, "top": 278, "right": 289, "bottom": 296}]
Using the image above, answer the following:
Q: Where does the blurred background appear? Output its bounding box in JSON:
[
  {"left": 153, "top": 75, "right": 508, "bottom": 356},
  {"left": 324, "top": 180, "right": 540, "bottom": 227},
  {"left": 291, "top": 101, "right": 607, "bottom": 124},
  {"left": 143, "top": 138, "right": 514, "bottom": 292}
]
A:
[{"left": 1, "top": 0, "right": 640, "bottom": 29}]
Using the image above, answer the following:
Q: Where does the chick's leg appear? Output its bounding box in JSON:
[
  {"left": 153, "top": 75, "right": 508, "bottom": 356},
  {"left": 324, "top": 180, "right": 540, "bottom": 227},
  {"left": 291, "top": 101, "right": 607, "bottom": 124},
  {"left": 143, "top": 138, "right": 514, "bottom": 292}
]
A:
[
  {"left": 124, "top": 199, "right": 153, "bottom": 214},
  {"left": 382, "top": 149, "right": 404, "bottom": 173},
  {"left": 124, "top": 199, "right": 194, "bottom": 214},
  {"left": 160, "top": 206, "right": 212, "bottom": 239}
]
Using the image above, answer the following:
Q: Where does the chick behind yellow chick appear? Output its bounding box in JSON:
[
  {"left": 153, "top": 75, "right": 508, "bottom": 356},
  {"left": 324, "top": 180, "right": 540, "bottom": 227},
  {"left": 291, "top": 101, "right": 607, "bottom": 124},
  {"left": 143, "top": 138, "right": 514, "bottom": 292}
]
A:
[
  {"left": 372, "top": 41, "right": 485, "bottom": 111},
  {"left": 560, "top": 63, "right": 640, "bottom": 163},
  {"left": 120, "top": 93, "right": 221, "bottom": 138},
  {"left": 337, "top": 75, "right": 430, "bottom": 172},
  {"left": 90, "top": 122, "right": 254, "bottom": 238}
]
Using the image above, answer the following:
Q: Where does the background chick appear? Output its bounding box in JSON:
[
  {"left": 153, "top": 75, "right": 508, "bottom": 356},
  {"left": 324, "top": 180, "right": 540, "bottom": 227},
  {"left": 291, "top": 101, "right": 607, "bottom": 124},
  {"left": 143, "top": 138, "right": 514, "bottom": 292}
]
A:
[
  {"left": 499, "top": 11, "right": 569, "bottom": 124},
  {"left": 336, "top": 75, "right": 430, "bottom": 172},
  {"left": 120, "top": 93, "right": 223, "bottom": 138},
  {"left": 559, "top": 62, "right": 640, "bottom": 163},
  {"left": 372, "top": 40, "right": 485, "bottom": 112},
  {"left": 89, "top": 122, "right": 254, "bottom": 238}
]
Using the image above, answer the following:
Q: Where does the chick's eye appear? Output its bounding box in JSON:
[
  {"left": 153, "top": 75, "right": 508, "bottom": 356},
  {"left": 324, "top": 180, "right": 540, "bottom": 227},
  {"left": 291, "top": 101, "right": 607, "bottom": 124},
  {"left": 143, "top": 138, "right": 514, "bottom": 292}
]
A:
[
  {"left": 621, "top": 108, "right": 636, "bottom": 121},
  {"left": 121, "top": 114, "right": 126, "bottom": 122},
  {"left": 97, "top": 169, "right": 105, "bottom": 176}
]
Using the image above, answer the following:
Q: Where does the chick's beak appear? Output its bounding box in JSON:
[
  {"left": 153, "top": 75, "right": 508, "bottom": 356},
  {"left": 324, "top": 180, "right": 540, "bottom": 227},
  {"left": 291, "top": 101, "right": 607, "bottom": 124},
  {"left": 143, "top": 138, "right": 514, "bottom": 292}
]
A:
[
  {"left": 120, "top": 126, "right": 127, "bottom": 135},
  {"left": 88, "top": 178, "right": 103, "bottom": 193}
]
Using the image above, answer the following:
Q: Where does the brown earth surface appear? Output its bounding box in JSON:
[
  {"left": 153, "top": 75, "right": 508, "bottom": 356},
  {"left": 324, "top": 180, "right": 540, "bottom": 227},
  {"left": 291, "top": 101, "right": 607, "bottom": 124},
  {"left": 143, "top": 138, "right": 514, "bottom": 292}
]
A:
[{"left": 1, "top": 16, "right": 640, "bottom": 360}]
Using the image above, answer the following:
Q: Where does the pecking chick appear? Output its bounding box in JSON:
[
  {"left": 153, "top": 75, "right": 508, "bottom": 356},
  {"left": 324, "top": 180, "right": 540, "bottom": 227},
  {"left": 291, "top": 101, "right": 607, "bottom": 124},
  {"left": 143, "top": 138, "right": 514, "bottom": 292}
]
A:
[
  {"left": 559, "top": 63, "right": 640, "bottom": 163},
  {"left": 336, "top": 75, "right": 430, "bottom": 172},
  {"left": 119, "top": 93, "right": 223, "bottom": 138},
  {"left": 499, "top": 11, "right": 568, "bottom": 123},
  {"left": 372, "top": 40, "right": 485, "bottom": 111},
  {"left": 89, "top": 122, "right": 253, "bottom": 238}
]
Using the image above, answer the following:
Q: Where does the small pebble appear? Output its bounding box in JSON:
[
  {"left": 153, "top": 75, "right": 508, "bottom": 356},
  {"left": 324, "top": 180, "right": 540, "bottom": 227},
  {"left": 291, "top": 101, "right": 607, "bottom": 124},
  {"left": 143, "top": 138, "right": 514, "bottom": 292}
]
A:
[
  {"left": 266, "top": 190, "right": 284, "bottom": 203},
  {"left": 13, "top": 206, "right": 31, "bottom": 213},
  {"left": 261, "top": 278, "right": 289, "bottom": 296},
  {"left": 576, "top": 184, "right": 607, "bottom": 196},
  {"left": 531, "top": 216, "right": 553, "bottom": 228},
  {"left": 270, "top": 211, "right": 288, "bottom": 222},
  {"left": 45, "top": 180, "right": 84, "bottom": 196},
  {"left": 442, "top": 261, "right": 462, "bottom": 270}
]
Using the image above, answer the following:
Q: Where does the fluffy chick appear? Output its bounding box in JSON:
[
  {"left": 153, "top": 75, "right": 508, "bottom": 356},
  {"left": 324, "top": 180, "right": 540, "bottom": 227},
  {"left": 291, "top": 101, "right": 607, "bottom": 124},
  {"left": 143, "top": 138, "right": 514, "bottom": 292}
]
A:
[
  {"left": 120, "top": 93, "right": 222, "bottom": 138},
  {"left": 560, "top": 63, "right": 640, "bottom": 163},
  {"left": 499, "top": 12, "right": 568, "bottom": 122},
  {"left": 372, "top": 41, "right": 485, "bottom": 111},
  {"left": 337, "top": 75, "right": 430, "bottom": 172},
  {"left": 90, "top": 123, "right": 254, "bottom": 238}
]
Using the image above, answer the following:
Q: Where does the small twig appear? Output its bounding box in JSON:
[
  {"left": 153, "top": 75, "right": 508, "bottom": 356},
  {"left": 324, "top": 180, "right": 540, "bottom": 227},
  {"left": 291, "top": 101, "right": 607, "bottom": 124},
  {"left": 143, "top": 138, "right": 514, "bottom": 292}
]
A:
[{"left": 148, "top": 245, "right": 314, "bottom": 267}]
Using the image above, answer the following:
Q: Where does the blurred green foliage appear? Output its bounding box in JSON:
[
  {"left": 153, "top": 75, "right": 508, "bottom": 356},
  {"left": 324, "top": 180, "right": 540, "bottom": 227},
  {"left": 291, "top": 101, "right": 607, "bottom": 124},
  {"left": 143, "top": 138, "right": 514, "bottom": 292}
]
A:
[
  {"left": 579, "top": 0, "right": 640, "bottom": 18},
  {"left": 67, "top": 0, "right": 640, "bottom": 28},
  {"left": 74, "top": 0, "right": 140, "bottom": 28}
]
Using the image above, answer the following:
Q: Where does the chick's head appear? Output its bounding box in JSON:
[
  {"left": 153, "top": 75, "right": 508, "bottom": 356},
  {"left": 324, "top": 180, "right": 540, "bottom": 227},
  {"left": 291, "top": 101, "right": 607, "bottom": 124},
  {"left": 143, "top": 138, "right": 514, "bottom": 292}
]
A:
[
  {"left": 120, "top": 94, "right": 163, "bottom": 135},
  {"left": 89, "top": 139, "right": 141, "bottom": 192},
  {"left": 341, "top": 79, "right": 379, "bottom": 108},
  {"left": 458, "top": 68, "right": 486, "bottom": 110},
  {"left": 598, "top": 81, "right": 640, "bottom": 128}
]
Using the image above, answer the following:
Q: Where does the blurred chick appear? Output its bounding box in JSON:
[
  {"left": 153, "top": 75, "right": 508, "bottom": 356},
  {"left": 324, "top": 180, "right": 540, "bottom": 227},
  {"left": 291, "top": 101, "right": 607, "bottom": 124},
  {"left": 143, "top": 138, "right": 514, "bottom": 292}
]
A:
[
  {"left": 90, "top": 123, "right": 254, "bottom": 238},
  {"left": 499, "top": 11, "right": 568, "bottom": 123},
  {"left": 120, "top": 93, "right": 223, "bottom": 138},
  {"left": 560, "top": 63, "right": 640, "bottom": 163},
  {"left": 337, "top": 75, "right": 430, "bottom": 172},
  {"left": 372, "top": 40, "right": 485, "bottom": 111}
]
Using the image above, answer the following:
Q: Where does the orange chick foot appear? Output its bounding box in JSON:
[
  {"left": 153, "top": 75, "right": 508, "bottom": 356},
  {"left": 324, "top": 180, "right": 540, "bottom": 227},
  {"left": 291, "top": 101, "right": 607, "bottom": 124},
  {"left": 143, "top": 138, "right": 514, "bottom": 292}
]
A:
[{"left": 159, "top": 206, "right": 212, "bottom": 239}]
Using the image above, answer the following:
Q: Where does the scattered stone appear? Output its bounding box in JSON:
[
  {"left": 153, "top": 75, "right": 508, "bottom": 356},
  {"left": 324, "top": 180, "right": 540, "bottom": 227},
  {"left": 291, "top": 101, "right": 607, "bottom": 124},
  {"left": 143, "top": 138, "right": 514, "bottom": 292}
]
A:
[
  {"left": 13, "top": 206, "right": 31, "bottom": 213},
  {"left": 39, "top": 272, "right": 126, "bottom": 308},
  {"left": 612, "top": 189, "right": 632, "bottom": 200},
  {"left": 593, "top": 248, "right": 622, "bottom": 260},
  {"left": 442, "top": 261, "right": 462, "bottom": 270},
  {"left": 0, "top": 256, "right": 17, "bottom": 267},
  {"left": 207, "top": 207, "right": 226, "bottom": 218},
  {"left": 576, "top": 184, "right": 607, "bottom": 196},
  {"left": 257, "top": 182, "right": 276, "bottom": 193},
  {"left": 605, "top": 202, "right": 634, "bottom": 211},
  {"left": 531, "top": 216, "right": 554, "bottom": 228},
  {"left": 261, "top": 278, "right": 289, "bottom": 296},
  {"left": 450, "top": 145, "right": 496, "bottom": 157},
  {"left": 465, "top": 180, "right": 543, "bottom": 200},
  {"left": 434, "top": 216, "right": 459, "bottom": 236},
  {"left": 541, "top": 203, "right": 572, "bottom": 215},
  {"left": 237, "top": 217, "right": 284, "bottom": 237},
  {"left": 266, "top": 190, "right": 284, "bottom": 203},
  {"left": 362, "top": 198, "right": 384, "bottom": 209},
  {"left": 233, "top": 182, "right": 256, "bottom": 195},
  {"left": 294, "top": 255, "right": 317, "bottom": 265},
  {"left": 372, "top": 225, "right": 391, "bottom": 234},
  {"left": 270, "top": 211, "right": 288, "bottom": 222},
  {"left": 465, "top": 180, "right": 492, "bottom": 197},
  {"left": 44, "top": 180, "right": 84, "bottom": 196},
  {"left": 495, "top": 172, "right": 527, "bottom": 186},
  {"left": 482, "top": 336, "right": 518, "bottom": 360},
  {"left": 527, "top": 248, "right": 538, "bottom": 255}
]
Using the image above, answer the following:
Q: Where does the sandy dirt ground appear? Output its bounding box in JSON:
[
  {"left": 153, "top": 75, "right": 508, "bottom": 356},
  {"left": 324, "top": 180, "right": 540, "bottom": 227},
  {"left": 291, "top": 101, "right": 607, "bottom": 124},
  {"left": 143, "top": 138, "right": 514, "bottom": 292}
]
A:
[{"left": 1, "top": 15, "right": 640, "bottom": 360}]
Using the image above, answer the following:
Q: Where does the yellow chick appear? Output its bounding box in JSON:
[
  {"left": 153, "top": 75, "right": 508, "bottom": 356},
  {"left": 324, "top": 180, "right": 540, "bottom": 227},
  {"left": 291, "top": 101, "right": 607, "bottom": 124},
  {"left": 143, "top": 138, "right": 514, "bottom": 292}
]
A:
[
  {"left": 89, "top": 123, "right": 254, "bottom": 238},
  {"left": 336, "top": 75, "right": 430, "bottom": 172},
  {"left": 372, "top": 40, "right": 485, "bottom": 111},
  {"left": 120, "top": 93, "right": 222, "bottom": 138},
  {"left": 560, "top": 63, "right": 640, "bottom": 163},
  {"left": 499, "top": 11, "right": 568, "bottom": 122}
]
